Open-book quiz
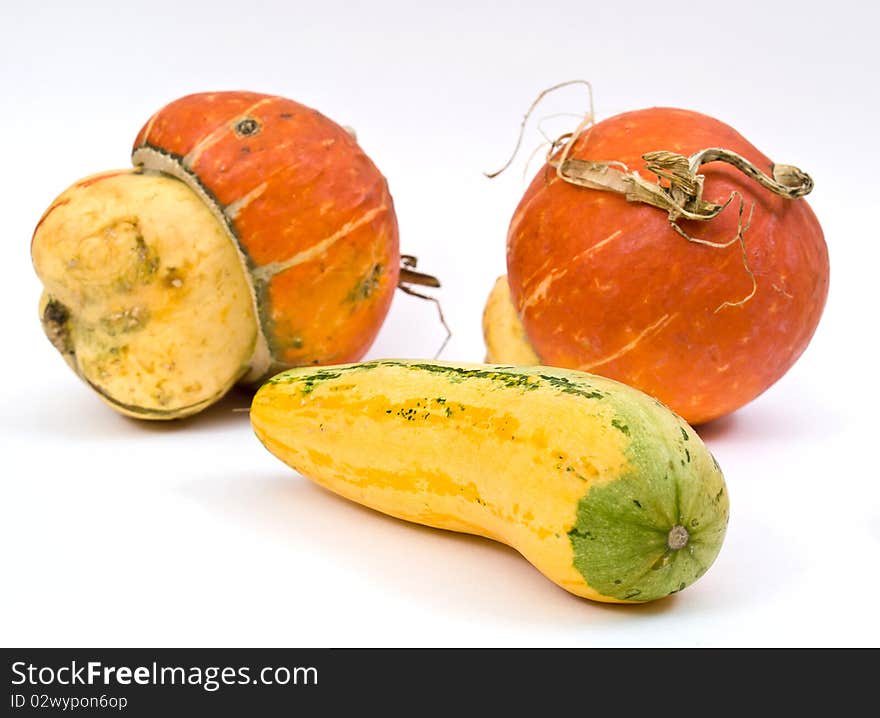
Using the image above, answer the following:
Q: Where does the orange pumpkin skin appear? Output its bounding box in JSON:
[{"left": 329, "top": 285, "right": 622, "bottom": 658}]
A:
[
  {"left": 132, "top": 91, "right": 399, "bottom": 375},
  {"left": 507, "top": 108, "right": 829, "bottom": 425}
]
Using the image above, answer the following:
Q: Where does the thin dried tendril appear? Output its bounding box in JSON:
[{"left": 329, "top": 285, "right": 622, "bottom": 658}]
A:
[{"left": 484, "top": 80, "right": 596, "bottom": 179}]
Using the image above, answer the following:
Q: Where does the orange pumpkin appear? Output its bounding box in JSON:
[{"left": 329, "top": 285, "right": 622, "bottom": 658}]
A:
[
  {"left": 32, "top": 91, "right": 408, "bottom": 419},
  {"left": 132, "top": 91, "right": 400, "bottom": 378},
  {"left": 486, "top": 107, "right": 829, "bottom": 425}
]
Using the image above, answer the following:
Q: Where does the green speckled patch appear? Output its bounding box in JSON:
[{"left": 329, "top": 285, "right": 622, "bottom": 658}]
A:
[
  {"left": 267, "top": 360, "right": 608, "bottom": 401},
  {"left": 346, "top": 263, "right": 384, "bottom": 303},
  {"left": 267, "top": 362, "right": 379, "bottom": 386},
  {"left": 295, "top": 370, "right": 343, "bottom": 394},
  {"left": 569, "top": 409, "right": 729, "bottom": 602}
]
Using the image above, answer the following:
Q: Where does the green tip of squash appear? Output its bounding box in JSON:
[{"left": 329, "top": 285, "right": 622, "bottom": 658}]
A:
[{"left": 569, "top": 418, "right": 729, "bottom": 603}]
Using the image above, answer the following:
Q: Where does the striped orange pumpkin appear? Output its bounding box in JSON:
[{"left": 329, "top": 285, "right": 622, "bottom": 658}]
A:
[{"left": 132, "top": 91, "right": 400, "bottom": 380}]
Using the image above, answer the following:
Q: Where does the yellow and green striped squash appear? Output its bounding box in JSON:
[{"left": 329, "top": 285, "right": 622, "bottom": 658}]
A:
[{"left": 250, "top": 360, "right": 729, "bottom": 603}]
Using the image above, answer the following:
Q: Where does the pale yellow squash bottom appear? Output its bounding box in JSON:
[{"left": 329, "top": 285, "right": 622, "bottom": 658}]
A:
[
  {"left": 482, "top": 275, "right": 540, "bottom": 364},
  {"left": 32, "top": 170, "right": 258, "bottom": 418}
]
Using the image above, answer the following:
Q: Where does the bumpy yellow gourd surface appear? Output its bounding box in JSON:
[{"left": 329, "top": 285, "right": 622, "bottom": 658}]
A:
[
  {"left": 32, "top": 170, "right": 258, "bottom": 418},
  {"left": 251, "top": 360, "right": 729, "bottom": 603}
]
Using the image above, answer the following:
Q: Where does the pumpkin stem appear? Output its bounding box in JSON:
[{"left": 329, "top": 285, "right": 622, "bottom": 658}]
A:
[
  {"left": 554, "top": 147, "right": 807, "bottom": 311},
  {"left": 398, "top": 254, "right": 441, "bottom": 288},
  {"left": 397, "top": 255, "right": 451, "bottom": 358},
  {"left": 487, "top": 82, "right": 815, "bottom": 312}
]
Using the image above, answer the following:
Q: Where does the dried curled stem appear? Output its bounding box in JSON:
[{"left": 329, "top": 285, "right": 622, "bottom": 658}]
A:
[
  {"left": 397, "top": 255, "right": 451, "bottom": 358},
  {"left": 398, "top": 254, "right": 441, "bottom": 289},
  {"left": 489, "top": 82, "right": 815, "bottom": 311}
]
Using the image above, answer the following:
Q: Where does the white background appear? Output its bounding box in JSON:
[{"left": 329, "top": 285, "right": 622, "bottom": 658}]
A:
[{"left": 2, "top": 0, "right": 878, "bottom": 647}]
